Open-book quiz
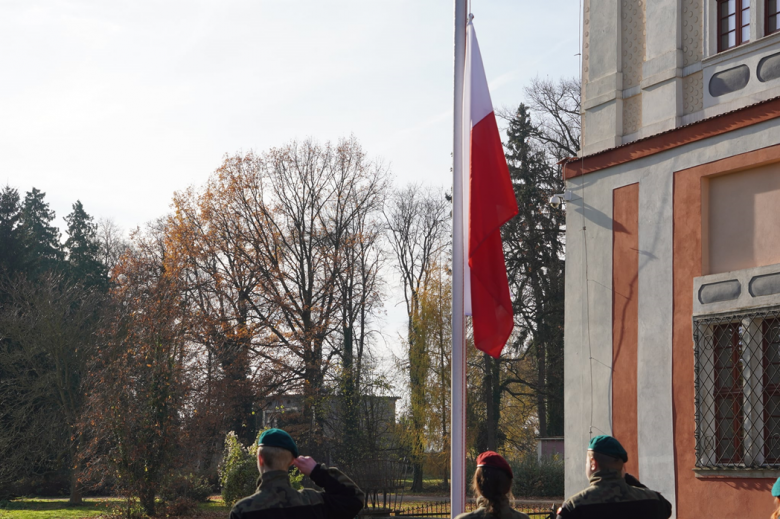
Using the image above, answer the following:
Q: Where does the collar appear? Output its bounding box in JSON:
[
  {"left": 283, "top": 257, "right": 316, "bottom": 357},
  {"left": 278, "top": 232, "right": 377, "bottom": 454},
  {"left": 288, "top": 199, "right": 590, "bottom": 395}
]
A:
[
  {"left": 588, "top": 469, "right": 623, "bottom": 485},
  {"left": 259, "top": 470, "right": 291, "bottom": 489},
  {"left": 475, "top": 500, "right": 514, "bottom": 515}
]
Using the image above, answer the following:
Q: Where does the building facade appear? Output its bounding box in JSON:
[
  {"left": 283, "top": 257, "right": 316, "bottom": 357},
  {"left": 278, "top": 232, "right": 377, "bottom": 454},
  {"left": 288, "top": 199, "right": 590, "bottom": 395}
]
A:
[{"left": 564, "top": 1, "right": 780, "bottom": 517}]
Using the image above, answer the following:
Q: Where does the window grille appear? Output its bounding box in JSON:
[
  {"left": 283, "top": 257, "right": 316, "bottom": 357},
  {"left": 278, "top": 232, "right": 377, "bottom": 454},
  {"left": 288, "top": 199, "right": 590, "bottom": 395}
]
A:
[{"left": 693, "top": 307, "right": 780, "bottom": 469}]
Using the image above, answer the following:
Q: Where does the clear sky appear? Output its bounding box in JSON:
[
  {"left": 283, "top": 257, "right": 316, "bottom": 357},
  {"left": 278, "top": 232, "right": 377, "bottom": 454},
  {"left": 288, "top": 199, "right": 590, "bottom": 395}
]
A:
[{"left": 2, "top": 0, "right": 581, "bottom": 362}]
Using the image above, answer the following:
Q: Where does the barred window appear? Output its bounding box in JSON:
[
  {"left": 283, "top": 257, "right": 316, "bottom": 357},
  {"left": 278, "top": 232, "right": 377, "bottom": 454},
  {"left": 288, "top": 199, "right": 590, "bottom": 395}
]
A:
[{"left": 694, "top": 308, "right": 780, "bottom": 469}]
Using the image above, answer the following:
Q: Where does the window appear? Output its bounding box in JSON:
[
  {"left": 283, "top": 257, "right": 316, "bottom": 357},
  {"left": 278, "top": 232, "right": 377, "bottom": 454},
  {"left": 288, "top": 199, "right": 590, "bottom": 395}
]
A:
[
  {"left": 719, "top": 0, "right": 751, "bottom": 52},
  {"left": 768, "top": 0, "right": 780, "bottom": 35},
  {"left": 713, "top": 323, "right": 744, "bottom": 463},
  {"left": 694, "top": 308, "right": 780, "bottom": 469},
  {"left": 763, "top": 319, "right": 780, "bottom": 462}
]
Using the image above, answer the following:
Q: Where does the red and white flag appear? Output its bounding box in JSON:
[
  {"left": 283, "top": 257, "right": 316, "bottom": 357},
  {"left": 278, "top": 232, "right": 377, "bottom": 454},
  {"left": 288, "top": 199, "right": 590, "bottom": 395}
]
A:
[{"left": 459, "top": 19, "right": 518, "bottom": 358}]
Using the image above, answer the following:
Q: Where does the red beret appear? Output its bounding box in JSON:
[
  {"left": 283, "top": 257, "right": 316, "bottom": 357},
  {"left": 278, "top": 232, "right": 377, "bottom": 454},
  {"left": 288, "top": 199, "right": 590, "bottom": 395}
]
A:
[{"left": 476, "top": 451, "right": 513, "bottom": 478}]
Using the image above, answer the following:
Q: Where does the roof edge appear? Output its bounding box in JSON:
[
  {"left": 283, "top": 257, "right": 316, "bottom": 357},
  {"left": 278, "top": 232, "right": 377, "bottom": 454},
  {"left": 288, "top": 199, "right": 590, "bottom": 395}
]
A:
[{"left": 561, "top": 96, "right": 780, "bottom": 180}]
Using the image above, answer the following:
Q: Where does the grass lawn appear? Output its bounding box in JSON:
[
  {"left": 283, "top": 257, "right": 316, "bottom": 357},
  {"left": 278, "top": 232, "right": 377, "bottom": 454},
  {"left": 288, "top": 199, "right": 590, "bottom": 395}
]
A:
[
  {"left": 1, "top": 496, "right": 557, "bottom": 518},
  {"left": 0, "top": 497, "right": 231, "bottom": 519},
  {"left": 0, "top": 498, "right": 111, "bottom": 519},
  {"left": 400, "top": 476, "right": 449, "bottom": 495}
]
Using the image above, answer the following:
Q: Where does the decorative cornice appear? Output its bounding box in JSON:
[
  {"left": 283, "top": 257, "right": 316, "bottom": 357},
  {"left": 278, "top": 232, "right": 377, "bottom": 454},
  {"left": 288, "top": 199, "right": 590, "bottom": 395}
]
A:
[{"left": 562, "top": 96, "right": 780, "bottom": 179}]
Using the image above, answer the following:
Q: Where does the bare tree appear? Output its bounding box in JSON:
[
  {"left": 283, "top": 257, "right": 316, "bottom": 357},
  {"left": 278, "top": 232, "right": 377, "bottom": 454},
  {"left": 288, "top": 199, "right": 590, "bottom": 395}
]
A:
[
  {"left": 169, "top": 137, "right": 389, "bottom": 452},
  {"left": 0, "top": 272, "right": 105, "bottom": 503},
  {"left": 384, "top": 185, "right": 449, "bottom": 492},
  {"left": 522, "top": 76, "right": 581, "bottom": 160},
  {"left": 96, "top": 218, "right": 129, "bottom": 275},
  {"left": 79, "top": 221, "right": 190, "bottom": 517},
  {"left": 336, "top": 208, "right": 386, "bottom": 461}
]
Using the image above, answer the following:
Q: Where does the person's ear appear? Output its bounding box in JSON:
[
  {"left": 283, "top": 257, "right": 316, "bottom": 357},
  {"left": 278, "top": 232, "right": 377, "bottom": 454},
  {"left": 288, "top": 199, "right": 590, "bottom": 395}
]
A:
[{"left": 257, "top": 452, "right": 265, "bottom": 467}]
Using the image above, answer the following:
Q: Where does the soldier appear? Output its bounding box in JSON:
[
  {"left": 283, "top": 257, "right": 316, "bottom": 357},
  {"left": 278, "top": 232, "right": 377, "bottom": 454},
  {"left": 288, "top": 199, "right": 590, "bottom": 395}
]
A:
[
  {"left": 455, "top": 451, "right": 529, "bottom": 519},
  {"left": 770, "top": 476, "right": 780, "bottom": 519},
  {"left": 229, "top": 428, "right": 365, "bottom": 519},
  {"left": 555, "top": 435, "right": 672, "bottom": 519}
]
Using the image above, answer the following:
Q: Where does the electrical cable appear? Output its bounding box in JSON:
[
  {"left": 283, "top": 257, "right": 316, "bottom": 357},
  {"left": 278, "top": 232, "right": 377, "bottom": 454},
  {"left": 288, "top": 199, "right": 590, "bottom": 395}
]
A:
[{"left": 575, "top": 0, "right": 599, "bottom": 441}]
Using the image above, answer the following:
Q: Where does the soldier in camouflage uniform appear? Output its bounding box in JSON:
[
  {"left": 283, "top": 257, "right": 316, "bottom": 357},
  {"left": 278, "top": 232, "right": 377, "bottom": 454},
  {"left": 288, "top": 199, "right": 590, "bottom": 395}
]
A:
[
  {"left": 455, "top": 451, "right": 529, "bottom": 519},
  {"left": 229, "top": 428, "right": 364, "bottom": 519},
  {"left": 555, "top": 435, "right": 672, "bottom": 519}
]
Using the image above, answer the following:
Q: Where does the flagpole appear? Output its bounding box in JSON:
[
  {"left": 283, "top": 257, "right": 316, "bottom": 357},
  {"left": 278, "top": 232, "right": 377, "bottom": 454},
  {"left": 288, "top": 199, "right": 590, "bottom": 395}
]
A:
[{"left": 451, "top": 0, "right": 467, "bottom": 517}]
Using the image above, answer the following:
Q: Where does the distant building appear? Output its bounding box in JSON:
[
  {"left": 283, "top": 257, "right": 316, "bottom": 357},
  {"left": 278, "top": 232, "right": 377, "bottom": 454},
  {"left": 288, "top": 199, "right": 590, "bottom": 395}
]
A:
[
  {"left": 536, "top": 437, "right": 564, "bottom": 463},
  {"left": 564, "top": 2, "right": 780, "bottom": 518},
  {"left": 259, "top": 394, "right": 398, "bottom": 440}
]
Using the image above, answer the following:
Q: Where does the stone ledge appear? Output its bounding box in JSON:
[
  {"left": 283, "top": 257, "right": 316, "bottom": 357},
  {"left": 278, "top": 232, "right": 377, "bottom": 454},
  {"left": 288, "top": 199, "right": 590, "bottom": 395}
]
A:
[
  {"left": 583, "top": 72, "right": 623, "bottom": 110},
  {"left": 693, "top": 262, "right": 780, "bottom": 316},
  {"left": 694, "top": 468, "right": 780, "bottom": 478},
  {"left": 641, "top": 67, "right": 682, "bottom": 90}
]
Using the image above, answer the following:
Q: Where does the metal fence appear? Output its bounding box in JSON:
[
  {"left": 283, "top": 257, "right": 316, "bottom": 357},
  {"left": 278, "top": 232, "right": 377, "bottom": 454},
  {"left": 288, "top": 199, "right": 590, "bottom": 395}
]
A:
[
  {"left": 389, "top": 500, "right": 557, "bottom": 518},
  {"left": 347, "top": 458, "right": 409, "bottom": 513},
  {"left": 693, "top": 308, "right": 780, "bottom": 469}
]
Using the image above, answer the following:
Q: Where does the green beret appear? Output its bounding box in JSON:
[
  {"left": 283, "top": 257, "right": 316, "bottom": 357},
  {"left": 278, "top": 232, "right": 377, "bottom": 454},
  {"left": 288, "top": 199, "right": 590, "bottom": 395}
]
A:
[
  {"left": 258, "top": 428, "right": 299, "bottom": 458},
  {"left": 588, "top": 435, "right": 628, "bottom": 462},
  {"left": 773, "top": 477, "right": 780, "bottom": 497}
]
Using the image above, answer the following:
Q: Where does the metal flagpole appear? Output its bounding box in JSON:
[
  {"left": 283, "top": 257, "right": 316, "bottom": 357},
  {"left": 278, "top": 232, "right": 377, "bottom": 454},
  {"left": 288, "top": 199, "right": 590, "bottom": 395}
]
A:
[{"left": 451, "top": 0, "right": 467, "bottom": 517}]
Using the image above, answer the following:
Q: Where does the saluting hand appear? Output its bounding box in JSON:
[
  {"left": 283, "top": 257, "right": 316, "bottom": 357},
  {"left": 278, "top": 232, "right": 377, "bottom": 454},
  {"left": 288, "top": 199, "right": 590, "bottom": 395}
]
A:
[{"left": 292, "top": 455, "right": 318, "bottom": 476}]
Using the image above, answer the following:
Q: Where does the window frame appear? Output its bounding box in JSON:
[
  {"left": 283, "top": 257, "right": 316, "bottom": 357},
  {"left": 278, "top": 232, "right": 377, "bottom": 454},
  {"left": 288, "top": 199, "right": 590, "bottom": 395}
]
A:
[
  {"left": 767, "top": 0, "right": 780, "bottom": 37},
  {"left": 693, "top": 308, "right": 780, "bottom": 470},
  {"left": 718, "top": 0, "right": 752, "bottom": 52},
  {"left": 762, "top": 319, "right": 780, "bottom": 463}
]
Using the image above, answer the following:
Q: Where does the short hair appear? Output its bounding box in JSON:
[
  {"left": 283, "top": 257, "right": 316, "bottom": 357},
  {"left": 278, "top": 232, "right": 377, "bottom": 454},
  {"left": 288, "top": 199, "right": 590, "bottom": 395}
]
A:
[
  {"left": 258, "top": 445, "right": 294, "bottom": 470},
  {"left": 589, "top": 450, "right": 624, "bottom": 471},
  {"left": 472, "top": 466, "right": 513, "bottom": 515}
]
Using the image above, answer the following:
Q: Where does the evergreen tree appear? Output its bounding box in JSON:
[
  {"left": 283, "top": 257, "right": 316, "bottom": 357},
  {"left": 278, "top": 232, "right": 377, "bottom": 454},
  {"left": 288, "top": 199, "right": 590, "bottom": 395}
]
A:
[
  {"left": 0, "top": 186, "right": 22, "bottom": 276},
  {"left": 501, "top": 103, "right": 566, "bottom": 437},
  {"left": 64, "top": 201, "right": 107, "bottom": 290},
  {"left": 19, "top": 188, "right": 63, "bottom": 277}
]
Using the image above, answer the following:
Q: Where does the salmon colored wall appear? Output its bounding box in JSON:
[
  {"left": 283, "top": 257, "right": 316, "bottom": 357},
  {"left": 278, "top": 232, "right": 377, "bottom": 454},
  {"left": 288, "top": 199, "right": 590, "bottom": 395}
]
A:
[
  {"left": 612, "top": 184, "right": 639, "bottom": 478},
  {"left": 707, "top": 163, "right": 780, "bottom": 274},
  {"left": 673, "top": 145, "right": 780, "bottom": 519}
]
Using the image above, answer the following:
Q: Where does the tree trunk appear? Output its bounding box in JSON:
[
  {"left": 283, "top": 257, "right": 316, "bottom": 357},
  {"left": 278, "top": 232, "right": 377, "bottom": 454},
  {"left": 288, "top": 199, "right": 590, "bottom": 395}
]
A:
[
  {"left": 342, "top": 325, "right": 359, "bottom": 462},
  {"left": 440, "top": 350, "right": 449, "bottom": 490},
  {"left": 139, "top": 486, "right": 156, "bottom": 517},
  {"left": 484, "top": 353, "right": 497, "bottom": 451},
  {"left": 302, "top": 340, "right": 325, "bottom": 456},
  {"left": 546, "top": 333, "right": 565, "bottom": 436},
  {"left": 222, "top": 347, "right": 254, "bottom": 444},
  {"left": 536, "top": 338, "right": 548, "bottom": 438},
  {"left": 68, "top": 467, "right": 82, "bottom": 505},
  {"left": 409, "top": 318, "right": 426, "bottom": 493}
]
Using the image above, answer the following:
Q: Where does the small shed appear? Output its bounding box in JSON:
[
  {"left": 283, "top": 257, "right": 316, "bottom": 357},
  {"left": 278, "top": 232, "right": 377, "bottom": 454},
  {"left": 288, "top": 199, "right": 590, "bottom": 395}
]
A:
[{"left": 536, "top": 436, "right": 564, "bottom": 463}]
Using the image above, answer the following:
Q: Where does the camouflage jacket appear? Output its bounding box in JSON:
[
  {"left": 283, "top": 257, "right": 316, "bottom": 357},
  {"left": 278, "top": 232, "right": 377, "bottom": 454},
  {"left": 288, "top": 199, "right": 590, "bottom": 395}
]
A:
[
  {"left": 229, "top": 464, "right": 364, "bottom": 519},
  {"left": 454, "top": 502, "right": 531, "bottom": 519},
  {"left": 555, "top": 470, "right": 672, "bottom": 519}
]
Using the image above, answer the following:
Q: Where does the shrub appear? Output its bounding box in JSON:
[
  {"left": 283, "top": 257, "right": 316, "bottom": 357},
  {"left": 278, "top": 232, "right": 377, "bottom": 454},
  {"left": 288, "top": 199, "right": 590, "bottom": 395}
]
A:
[
  {"left": 100, "top": 498, "right": 148, "bottom": 519},
  {"left": 289, "top": 467, "right": 304, "bottom": 490},
  {"left": 218, "top": 430, "right": 305, "bottom": 506},
  {"left": 160, "top": 473, "right": 213, "bottom": 503},
  {"left": 510, "top": 454, "right": 564, "bottom": 498},
  {"left": 218, "top": 432, "right": 258, "bottom": 507},
  {"left": 160, "top": 497, "right": 199, "bottom": 517}
]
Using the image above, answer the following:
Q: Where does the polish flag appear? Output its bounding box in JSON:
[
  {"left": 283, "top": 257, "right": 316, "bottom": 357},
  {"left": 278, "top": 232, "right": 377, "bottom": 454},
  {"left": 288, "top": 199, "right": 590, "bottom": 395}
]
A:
[{"left": 460, "top": 19, "right": 518, "bottom": 358}]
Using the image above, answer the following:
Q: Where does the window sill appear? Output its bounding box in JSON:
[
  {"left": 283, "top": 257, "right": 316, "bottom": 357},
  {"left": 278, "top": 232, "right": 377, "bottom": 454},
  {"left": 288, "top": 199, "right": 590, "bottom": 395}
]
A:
[
  {"left": 704, "top": 30, "right": 780, "bottom": 67},
  {"left": 694, "top": 468, "right": 780, "bottom": 478}
]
